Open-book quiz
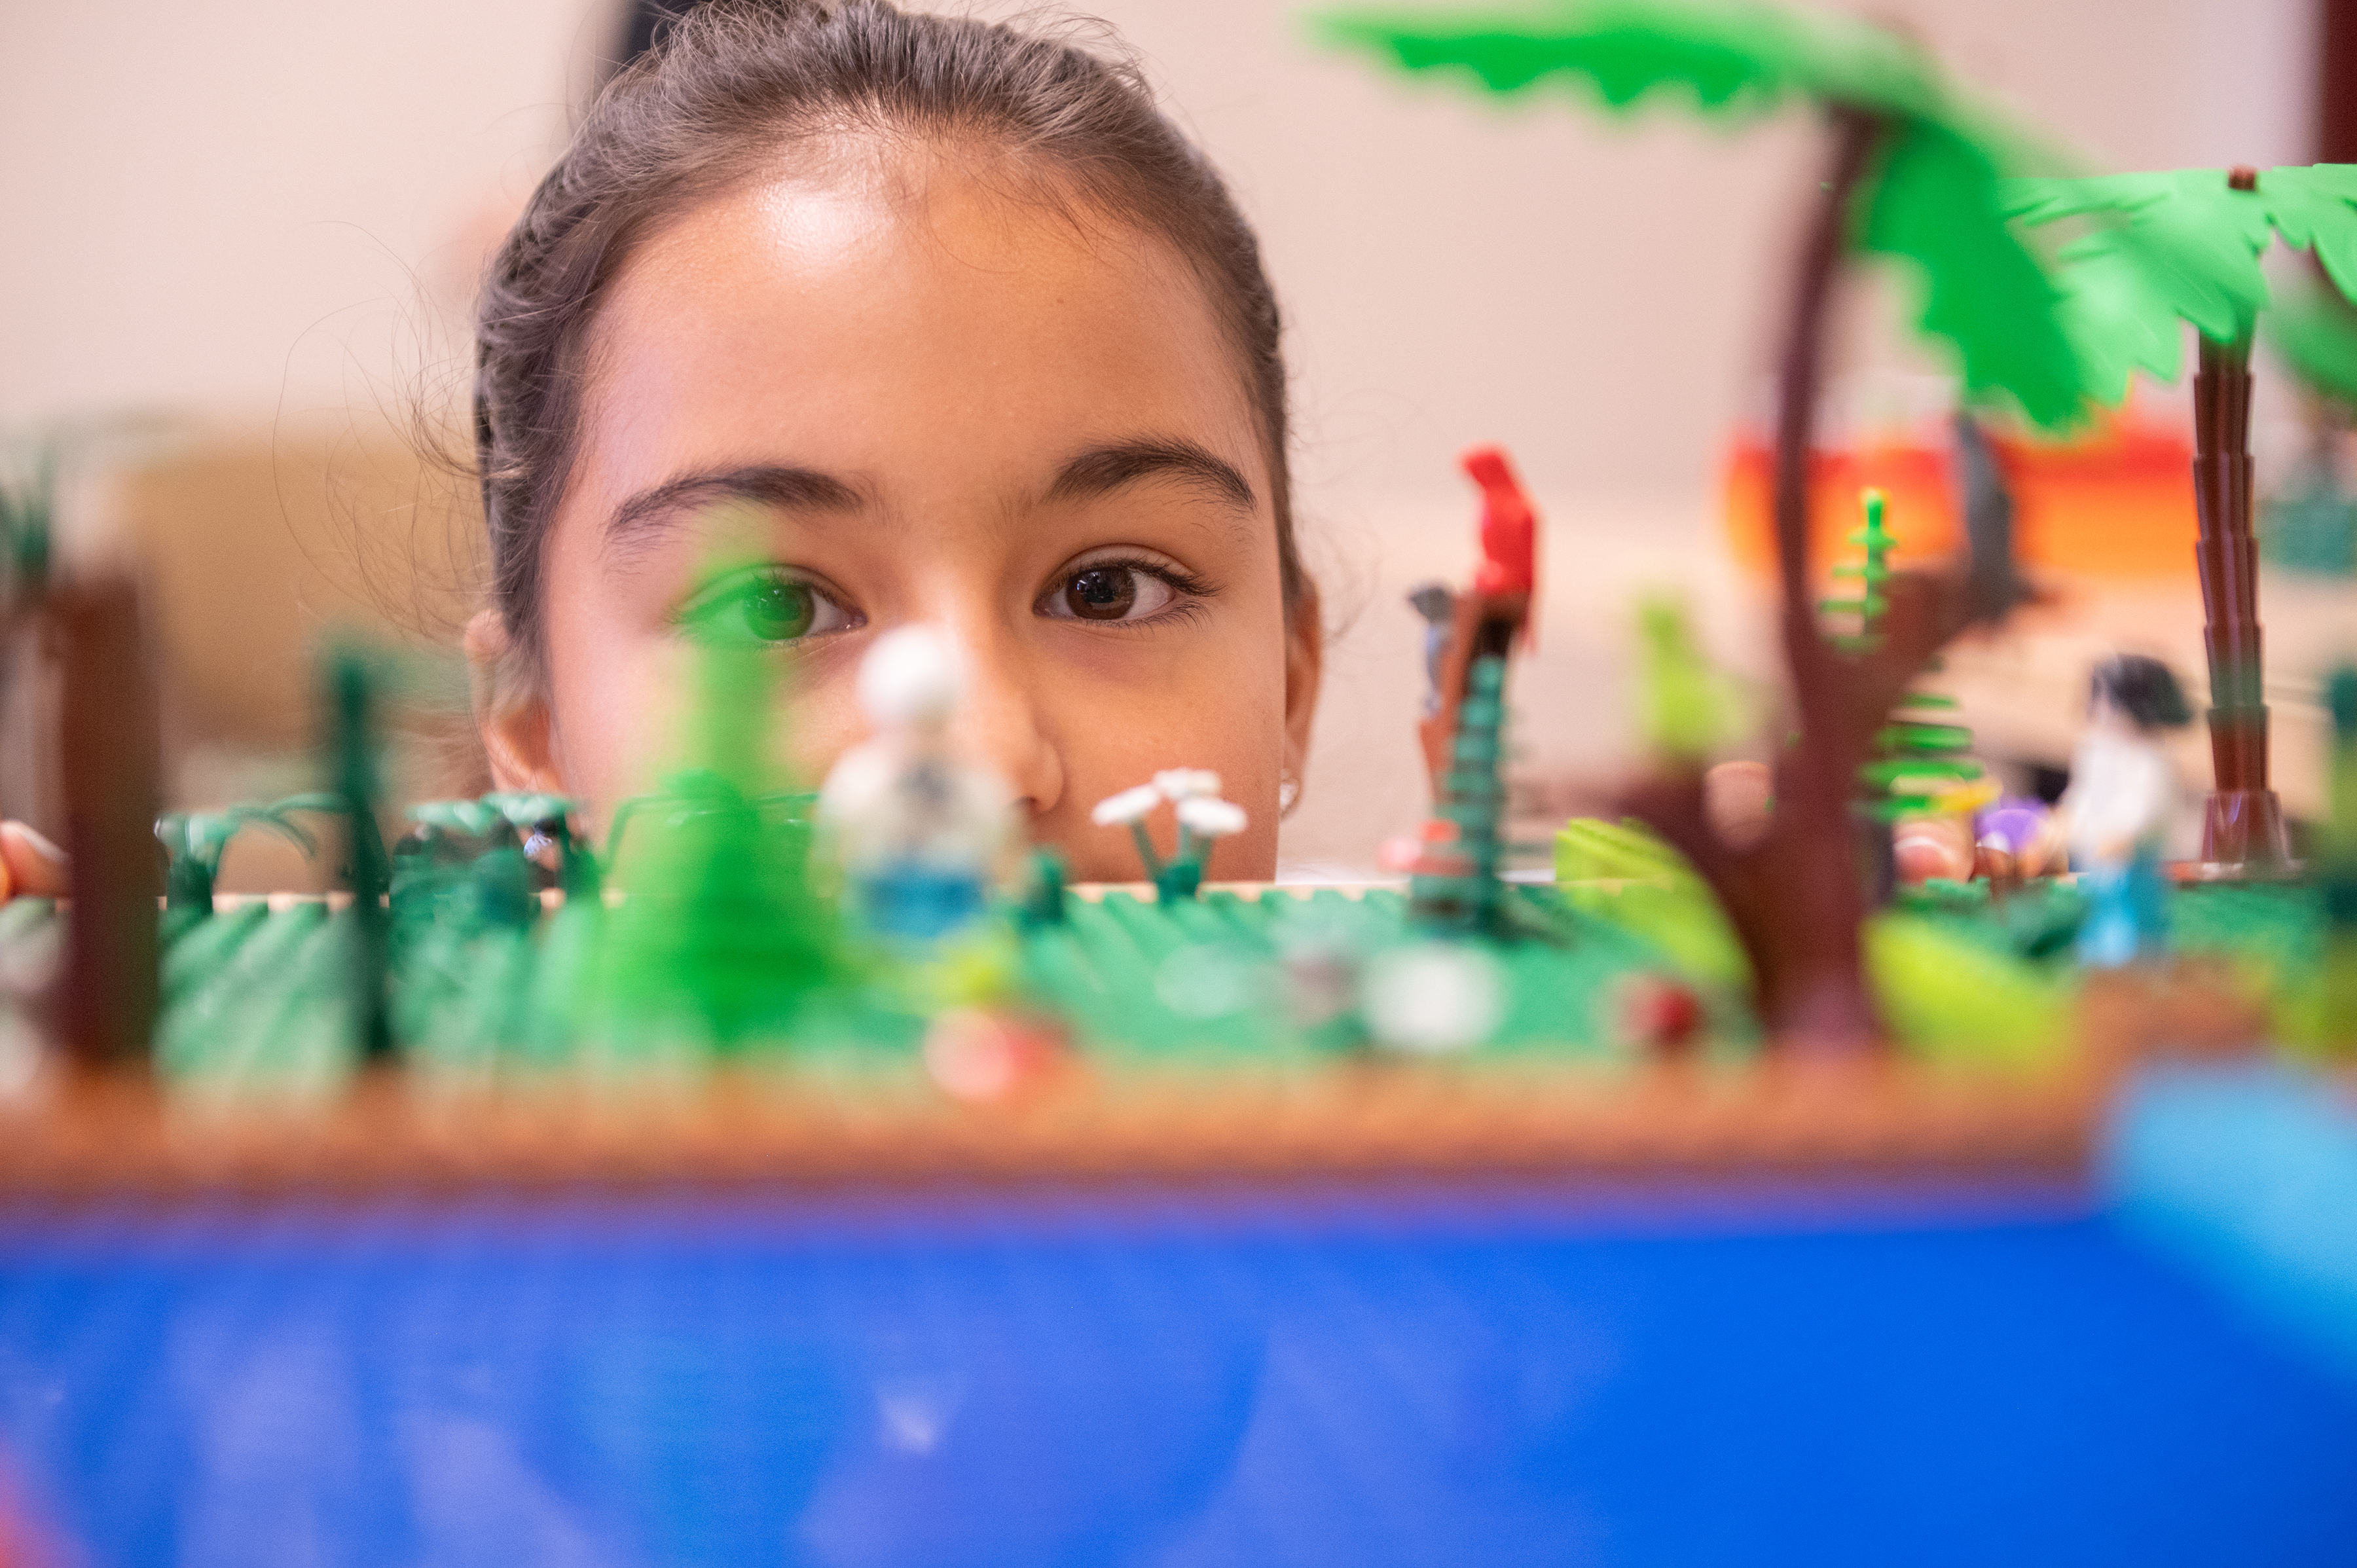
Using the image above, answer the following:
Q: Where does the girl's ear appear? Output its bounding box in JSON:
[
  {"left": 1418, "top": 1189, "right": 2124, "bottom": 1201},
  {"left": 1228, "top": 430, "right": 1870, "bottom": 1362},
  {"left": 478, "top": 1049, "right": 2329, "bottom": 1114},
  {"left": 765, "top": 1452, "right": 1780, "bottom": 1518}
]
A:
[
  {"left": 464, "top": 610, "right": 564, "bottom": 794},
  {"left": 1281, "top": 578, "right": 1323, "bottom": 806}
]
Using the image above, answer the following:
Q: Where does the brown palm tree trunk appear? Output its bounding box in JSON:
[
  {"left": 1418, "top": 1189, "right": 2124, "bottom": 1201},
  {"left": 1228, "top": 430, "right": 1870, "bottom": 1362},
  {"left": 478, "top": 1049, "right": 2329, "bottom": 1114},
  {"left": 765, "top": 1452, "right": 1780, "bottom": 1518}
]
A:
[
  {"left": 1754, "top": 105, "right": 1886, "bottom": 1049},
  {"left": 2190, "top": 175, "right": 2289, "bottom": 866}
]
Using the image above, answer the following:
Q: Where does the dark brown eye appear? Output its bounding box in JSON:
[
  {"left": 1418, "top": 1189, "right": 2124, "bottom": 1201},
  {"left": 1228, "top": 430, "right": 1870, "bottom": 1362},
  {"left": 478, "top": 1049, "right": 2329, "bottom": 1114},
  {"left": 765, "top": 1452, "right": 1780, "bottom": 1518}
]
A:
[
  {"left": 1038, "top": 558, "right": 1182, "bottom": 624},
  {"left": 1065, "top": 566, "right": 1137, "bottom": 621}
]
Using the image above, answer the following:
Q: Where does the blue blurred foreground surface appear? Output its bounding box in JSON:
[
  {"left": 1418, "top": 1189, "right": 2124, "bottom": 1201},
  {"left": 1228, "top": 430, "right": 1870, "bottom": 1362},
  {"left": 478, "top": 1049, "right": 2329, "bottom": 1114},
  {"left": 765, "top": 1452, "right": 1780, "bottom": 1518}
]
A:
[{"left": 3, "top": 1080, "right": 2356, "bottom": 1566}]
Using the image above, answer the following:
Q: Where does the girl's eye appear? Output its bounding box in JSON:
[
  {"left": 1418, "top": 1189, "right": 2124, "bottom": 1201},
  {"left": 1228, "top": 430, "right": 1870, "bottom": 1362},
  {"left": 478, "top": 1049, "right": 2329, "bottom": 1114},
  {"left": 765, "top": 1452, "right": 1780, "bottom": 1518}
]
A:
[
  {"left": 679, "top": 569, "right": 860, "bottom": 646},
  {"left": 1042, "top": 562, "right": 1182, "bottom": 623}
]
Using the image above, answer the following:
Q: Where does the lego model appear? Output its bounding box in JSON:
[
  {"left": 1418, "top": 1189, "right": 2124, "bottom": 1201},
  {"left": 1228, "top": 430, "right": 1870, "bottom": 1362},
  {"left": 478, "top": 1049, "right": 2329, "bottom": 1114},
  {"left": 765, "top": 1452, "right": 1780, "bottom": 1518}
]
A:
[{"left": 819, "top": 625, "right": 1013, "bottom": 941}]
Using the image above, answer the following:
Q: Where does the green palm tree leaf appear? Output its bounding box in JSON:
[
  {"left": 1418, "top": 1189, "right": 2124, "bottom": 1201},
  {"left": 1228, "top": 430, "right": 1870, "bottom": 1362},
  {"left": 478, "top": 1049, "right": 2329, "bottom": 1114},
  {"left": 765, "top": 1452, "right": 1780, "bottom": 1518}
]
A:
[
  {"left": 2267, "top": 276, "right": 2357, "bottom": 407},
  {"left": 1316, "top": 0, "right": 1943, "bottom": 120},
  {"left": 1860, "top": 120, "right": 2083, "bottom": 428},
  {"left": 2008, "top": 164, "right": 2357, "bottom": 371},
  {"left": 1319, "top": 0, "right": 2095, "bottom": 429}
]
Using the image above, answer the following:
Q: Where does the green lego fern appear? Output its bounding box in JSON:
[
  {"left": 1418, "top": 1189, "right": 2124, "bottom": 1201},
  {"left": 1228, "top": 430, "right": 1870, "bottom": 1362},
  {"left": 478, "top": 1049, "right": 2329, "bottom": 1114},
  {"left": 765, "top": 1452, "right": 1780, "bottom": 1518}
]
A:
[
  {"left": 1410, "top": 653, "right": 1510, "bottom": 934},
  {"left": 1818, "top": 488, "right": 1982, "bottom": 821}
]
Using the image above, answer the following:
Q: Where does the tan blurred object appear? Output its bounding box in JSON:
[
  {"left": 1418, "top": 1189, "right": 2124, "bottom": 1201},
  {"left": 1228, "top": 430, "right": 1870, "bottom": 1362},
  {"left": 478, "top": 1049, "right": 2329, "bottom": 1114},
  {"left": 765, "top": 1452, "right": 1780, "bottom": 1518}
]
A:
[
  {"left": 1892, "top": 816, "right": 1973, "bottom": 884},
  {"left": 74, "top": 423, "right": 496, "bottom": 895},
  {"left": 109, "top": 421, "right": 483, "bottom": 751}
]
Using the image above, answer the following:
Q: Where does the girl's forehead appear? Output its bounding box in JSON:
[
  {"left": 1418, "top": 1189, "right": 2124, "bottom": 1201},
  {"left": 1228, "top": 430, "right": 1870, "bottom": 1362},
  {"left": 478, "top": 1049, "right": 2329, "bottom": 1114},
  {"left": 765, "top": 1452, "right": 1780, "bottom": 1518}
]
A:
[
  {"left": 577, "top": 166, "right": 1265, "bottom": 499},
  {"left": 608, "top": 164, "right": 1216, "bottom": 373}
]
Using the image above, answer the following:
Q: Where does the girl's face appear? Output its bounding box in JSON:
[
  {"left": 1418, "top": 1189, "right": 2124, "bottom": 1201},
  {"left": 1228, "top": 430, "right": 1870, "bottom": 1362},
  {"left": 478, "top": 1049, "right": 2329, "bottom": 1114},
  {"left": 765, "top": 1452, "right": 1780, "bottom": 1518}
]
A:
[{"left": 474, "top": 156, "right": 1318, "bottom": 882}]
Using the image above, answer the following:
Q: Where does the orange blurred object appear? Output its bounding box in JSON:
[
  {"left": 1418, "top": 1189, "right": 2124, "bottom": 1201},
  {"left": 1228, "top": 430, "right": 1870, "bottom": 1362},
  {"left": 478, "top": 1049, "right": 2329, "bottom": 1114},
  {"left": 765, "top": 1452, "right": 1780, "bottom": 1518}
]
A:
[
  {"left": 922, "top": 1008, "right": 1069, "bottom": 1103},
  {"left": 1721, "top": 414, "right": 2197, "bottom": 581}
]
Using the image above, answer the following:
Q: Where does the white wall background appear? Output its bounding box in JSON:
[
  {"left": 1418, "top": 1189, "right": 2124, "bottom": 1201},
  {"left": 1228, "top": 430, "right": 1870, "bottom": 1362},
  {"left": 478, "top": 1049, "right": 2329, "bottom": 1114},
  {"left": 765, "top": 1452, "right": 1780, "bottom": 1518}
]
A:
[{"left": 0, "top": 0, "right": 2324, "bottom": 864}]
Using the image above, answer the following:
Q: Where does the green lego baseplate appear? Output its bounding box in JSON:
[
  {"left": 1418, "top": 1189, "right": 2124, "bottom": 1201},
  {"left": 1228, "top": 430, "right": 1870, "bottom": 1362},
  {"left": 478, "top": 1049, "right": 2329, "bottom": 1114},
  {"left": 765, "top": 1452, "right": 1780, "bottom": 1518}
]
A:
[
  {"left": 0, "top": 808, "right": 2330, "bottom": 1112},
  {"left": 0, "top": 871, "right": 1721, "bottom": 1102}
]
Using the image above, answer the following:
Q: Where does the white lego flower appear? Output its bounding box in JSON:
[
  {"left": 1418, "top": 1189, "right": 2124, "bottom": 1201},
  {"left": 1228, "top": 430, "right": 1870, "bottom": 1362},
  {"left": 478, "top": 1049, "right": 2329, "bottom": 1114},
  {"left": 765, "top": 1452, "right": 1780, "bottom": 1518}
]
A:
[
  {"left": 858, "top": 625, "right": 962, "bottom": 729},
  {"left": 1175, "top": 795, "right": 1247, "bottom": 838},
  {"left": 1091, "top": 784, "right": 1163, "bottom": 827},
  {"left": 1154, "top": 768, "right": 1222, "bottom": 802}
]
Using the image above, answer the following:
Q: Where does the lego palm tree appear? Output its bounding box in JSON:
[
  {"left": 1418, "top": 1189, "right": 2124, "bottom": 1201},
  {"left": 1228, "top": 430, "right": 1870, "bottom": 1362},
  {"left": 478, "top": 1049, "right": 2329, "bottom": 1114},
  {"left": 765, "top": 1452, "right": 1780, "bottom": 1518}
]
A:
[
  {"left": 1323, "top": 0, "right": 2082, "bottom": 1048},
  {"left": 1821, "top": 488, "right": 1981, "bottom": 828},
  {"left": 2005, "top": 164, "right": 2357, "bottom": 865}
]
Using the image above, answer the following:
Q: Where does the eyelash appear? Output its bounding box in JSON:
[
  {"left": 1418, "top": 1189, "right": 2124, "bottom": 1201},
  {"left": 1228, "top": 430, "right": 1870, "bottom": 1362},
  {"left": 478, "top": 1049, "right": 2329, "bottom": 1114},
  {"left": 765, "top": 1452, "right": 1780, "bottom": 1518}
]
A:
[{"left": 1047, "top": 553, "right": 1219, "bottom": 629}]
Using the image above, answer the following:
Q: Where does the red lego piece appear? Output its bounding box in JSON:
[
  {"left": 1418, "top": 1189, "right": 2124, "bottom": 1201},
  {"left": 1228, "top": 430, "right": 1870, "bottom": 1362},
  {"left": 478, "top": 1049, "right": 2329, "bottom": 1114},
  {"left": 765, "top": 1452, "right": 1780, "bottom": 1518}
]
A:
[{"left": 1462, "top": 445, "right": 1537, "bottom": 605}]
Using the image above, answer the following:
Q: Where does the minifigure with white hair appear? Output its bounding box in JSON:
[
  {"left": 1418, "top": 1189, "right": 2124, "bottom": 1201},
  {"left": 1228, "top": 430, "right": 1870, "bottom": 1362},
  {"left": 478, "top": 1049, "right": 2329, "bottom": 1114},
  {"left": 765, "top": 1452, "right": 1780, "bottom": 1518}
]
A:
[{"left": 818, "top": 626, "right": 1014, "bottom": 940}]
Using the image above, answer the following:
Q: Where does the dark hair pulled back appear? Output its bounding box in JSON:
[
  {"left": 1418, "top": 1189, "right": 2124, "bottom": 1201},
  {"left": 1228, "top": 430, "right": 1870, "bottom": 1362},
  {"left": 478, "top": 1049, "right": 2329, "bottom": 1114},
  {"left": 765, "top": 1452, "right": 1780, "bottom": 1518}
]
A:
[{"left": 474, "top": 0, "right": 1299, "bottom": 677}]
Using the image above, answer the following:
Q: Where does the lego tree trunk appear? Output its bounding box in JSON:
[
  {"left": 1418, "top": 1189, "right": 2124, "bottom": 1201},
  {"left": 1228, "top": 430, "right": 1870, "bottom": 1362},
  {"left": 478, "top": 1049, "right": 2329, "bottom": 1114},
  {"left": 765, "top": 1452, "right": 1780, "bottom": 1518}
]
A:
[
  {"left": 329, "top": 652, "right": 395, "bottom": 1063},
  {"left": 1754, "top": 107, "right": 1884, "bottom": 1048},
  {"left": 56, "top": 577, "right": 160, "bottom": 1069},
  {"left": 1622, "top": 108, "right": 1901, "bottom": 1052},
  {"left": 2191, "top": 314, "right": 2290, "bottom": 865}
]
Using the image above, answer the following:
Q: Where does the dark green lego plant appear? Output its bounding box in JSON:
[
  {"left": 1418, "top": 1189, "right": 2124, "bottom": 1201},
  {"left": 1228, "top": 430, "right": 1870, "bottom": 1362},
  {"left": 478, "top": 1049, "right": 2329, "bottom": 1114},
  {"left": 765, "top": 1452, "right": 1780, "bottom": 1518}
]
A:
[{"left": 155, "top": 795, "right": 340, "bottom": 915}]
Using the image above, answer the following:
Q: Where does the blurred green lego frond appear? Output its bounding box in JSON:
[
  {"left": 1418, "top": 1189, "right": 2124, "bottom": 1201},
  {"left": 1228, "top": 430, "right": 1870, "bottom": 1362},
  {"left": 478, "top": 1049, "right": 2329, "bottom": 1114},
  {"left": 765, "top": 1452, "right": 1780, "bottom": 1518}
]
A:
[
  {"left": 592, "top": 638, "right": 848, "bottom": 1052},
  {"left": 1864, "top": 913, "right": 2072, "bottom": 1068},
  {"left": 2007, "top": 164, "right": 2357, "bottom": 397},
  {"left": 1317, "top": 0, "right": 1942, "bottom": 119},
  {"left": 1555, "top": 816, "right": 1694, "bottom": 884},
  {"left": 0, "top": 450, "right": 54, "bottom": 602},
  {"left": 1634, "top": 593, "right": 1744, "bottom": 761},
  {"left": 155, "top": 794, "right": 339, "bottom": 913},
  {"left": 2267, "top": 276, "right": 2357, "bottom": 410},
  {"left": 1315, "top": 0, "right": 2091, "bottom": 429}
]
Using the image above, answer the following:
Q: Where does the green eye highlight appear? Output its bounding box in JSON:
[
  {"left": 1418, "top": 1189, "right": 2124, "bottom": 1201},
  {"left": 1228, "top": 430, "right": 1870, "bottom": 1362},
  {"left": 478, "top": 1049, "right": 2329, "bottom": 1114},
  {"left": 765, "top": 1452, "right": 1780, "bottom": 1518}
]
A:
[{"left": 678, "top": 568, "right": 857, "bottom": 646}]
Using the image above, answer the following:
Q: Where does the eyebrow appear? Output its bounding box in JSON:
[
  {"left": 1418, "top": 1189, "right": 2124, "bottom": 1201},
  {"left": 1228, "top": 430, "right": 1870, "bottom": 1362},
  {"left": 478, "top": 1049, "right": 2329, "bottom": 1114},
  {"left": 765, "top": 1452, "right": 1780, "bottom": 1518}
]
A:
[
  {"left": 604, "top": 464, "right": 865, "bottom": 555},
  {"left": 1044, "top": 438, "right": 1257, "bottom": 515}
]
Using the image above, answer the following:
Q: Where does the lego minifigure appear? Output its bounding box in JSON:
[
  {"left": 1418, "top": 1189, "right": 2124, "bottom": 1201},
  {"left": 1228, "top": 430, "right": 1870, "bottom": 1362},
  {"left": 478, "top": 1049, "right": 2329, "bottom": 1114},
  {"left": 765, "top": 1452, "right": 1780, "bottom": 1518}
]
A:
[
  {"left": 819, "top": 626, "right": 1013, "bottom": 940},
  {"left": 2059, "top": 655, "right": 2191, "bottom": 966}
]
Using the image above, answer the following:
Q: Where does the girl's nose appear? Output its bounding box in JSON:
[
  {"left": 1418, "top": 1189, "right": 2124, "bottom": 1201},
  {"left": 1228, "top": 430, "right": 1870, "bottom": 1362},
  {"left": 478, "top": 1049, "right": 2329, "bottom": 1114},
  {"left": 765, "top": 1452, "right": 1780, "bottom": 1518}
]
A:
[{"left": 942, "top": 624, "right": 1061, "bottom": 818}]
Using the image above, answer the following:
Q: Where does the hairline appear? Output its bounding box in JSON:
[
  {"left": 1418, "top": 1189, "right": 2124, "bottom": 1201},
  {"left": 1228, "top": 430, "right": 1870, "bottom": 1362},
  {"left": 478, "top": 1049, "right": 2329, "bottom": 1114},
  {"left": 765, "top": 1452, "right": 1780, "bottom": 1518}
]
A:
[{"left": 513, "top": 132, "right": 1292, "bottom": 683}]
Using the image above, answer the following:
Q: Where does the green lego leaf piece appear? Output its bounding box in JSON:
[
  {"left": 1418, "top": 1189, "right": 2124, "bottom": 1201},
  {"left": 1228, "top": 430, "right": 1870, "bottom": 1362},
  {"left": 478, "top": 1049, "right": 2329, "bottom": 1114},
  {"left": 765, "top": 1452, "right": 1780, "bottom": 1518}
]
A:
[
  {"left": 1860, "top": 119, "right": 2088, "bottom": 428},
  {"left": 1318, "top": 0, "right": 2092, "bottom": 429},
  {"left": 0, "top": 450, "right": 54, "bottom": 604},
  {"left": 154, "top": 796, "right": 330, "bottom": 914},
  {"left": 2007, "top": 164, "right": 2357, "bottom": 393},
  {"left": 2267, "top": 276, "right": 2357, "bottom": 408},
  {"left": 409, "top": 799, "right": 505, "bottom": 838},
  {"left": 1317, "top": 0, "right": 1945, "bottom": 119},
  {"left": 1867, "top": 911, "right": 2072, "bottom": 1067},
  {"left": 1875, "top": 721, "right": 1975, "bottom": 754},
  {"left": 1634, "top": 593, "right": 1743, "bottom": 761}
]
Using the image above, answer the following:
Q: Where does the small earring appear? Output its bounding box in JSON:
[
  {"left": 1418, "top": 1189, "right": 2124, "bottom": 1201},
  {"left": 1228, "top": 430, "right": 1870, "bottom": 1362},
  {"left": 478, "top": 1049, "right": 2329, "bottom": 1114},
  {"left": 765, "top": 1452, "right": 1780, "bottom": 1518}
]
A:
[{"left": 1278, "top": 767, "right": 1302, "bottom": 818}]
